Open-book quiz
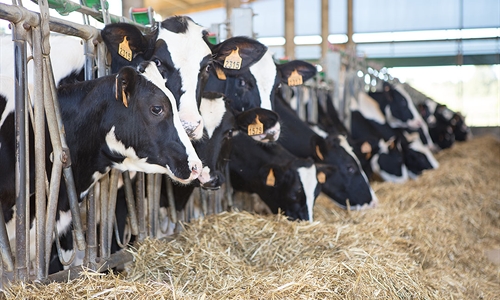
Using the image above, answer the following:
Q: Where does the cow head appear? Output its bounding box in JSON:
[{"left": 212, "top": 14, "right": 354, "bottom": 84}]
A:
[
  {"left": 195, "top": 92, "right": 281, "bottom": 189},
  {"left": 102, "top": 62, "right": 203, "bottom": 184},
  {"left": 400, "top": 130, "right": 439, "bottom": 178},
  {"left": 370, "top": 137, "right": 408, "bottom": 183}
]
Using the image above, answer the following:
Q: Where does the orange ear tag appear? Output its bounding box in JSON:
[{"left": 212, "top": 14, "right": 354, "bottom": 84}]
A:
[
  {"left": 288, "top": 70, "right": 303, "bottom": 86},
  {"left": 223, "top": 47, "right": 242, "bottom": 70},
  {"left": 266, "top": 168, "right": 275, "bottom": 186},
  {"left": 248, "top": 115, "right": 264, "bottom": 136},
  {"left": 118, "top": 36, "right": 133, "bottom": 61},
  {"left": 360, "top": 141, "right": 372, "bottom": 160},
  {"left": 122, "top": 90, "right": 128, "bottom": 107},
  {"left": 215, "top": 66, "right": 227, "bottom": 80},
  {"left": 317, "top": 172, "right": 326, "bottom": 184},
  {"left": 315, "top": 145, "right": 324, "bottom": 160}
]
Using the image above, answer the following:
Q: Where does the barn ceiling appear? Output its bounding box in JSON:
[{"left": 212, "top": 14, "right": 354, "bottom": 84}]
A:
[{"left": 145, "top": 0, "right": 258, "bottom": 17}]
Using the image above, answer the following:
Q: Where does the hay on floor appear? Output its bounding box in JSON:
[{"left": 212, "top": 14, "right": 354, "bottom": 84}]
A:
[{"left": 3, "top": 135, "right": 499, "bottom": 300}]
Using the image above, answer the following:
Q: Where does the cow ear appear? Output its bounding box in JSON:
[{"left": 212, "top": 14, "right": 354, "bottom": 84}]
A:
[
  {"left": 212, "top": 36, "right": 268, "bottom": 74},
  {"left": 278, "top": 60, "right": 317, "bottom": 86},
  {"left": 235, "top": 108, "right": 280, "bottom": 137},
  {"left": 114, "top": 67, "right": 138, "bottom": 107},
  {"left": 101, "top": 23, "right": 156, "bottom": 67},
  {"left": 311, "top": 136, "right": 327, "bottom": 161}
]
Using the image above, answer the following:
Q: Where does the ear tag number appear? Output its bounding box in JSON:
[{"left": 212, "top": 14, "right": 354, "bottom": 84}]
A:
[
  {"left": 118, "top": 36, "right": 133, "bottom": 61},
  {"left": 248, "top": 115, "right": 264, "bottom": 136},
  {"left": 223, "top": 47, "right": 242, "bottom": 70},
  {"left": 266, "top": 168, "right": 275, "bottom": 187},
  {"left": 288, "top": 70, "right": 303, "bottom": 86}
]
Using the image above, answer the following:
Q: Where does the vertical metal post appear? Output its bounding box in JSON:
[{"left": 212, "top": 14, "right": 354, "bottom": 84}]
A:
[
  {"left": 99, "top": 174, "right": 109, "bottom": 259},
  {"left": 122, "top": 171, "right": 139, "bottom": 236},
  {"left": 136, "top": 173, "right": 146, "bottom": 242},
  {"left": 284, "top": 0, "right": 295, "bottom": 59},
  {"left": 13, "top": 21, "right": 29, "bottom": 282},
  {"left": 165, "top": 175, "right": 177, "bottom": 224},
  {"left": 85, "top": 185, "right": 97, "bottom": 270},
  {"left": 106, "top": 169, "right": 120, "bottom": 252},
  {"left": 321, "top": 0, "right": 329, "bottom": 74},
  {"left": 146, "top": 174, "right": 155, "bottom": 237},
  {"left": 32, "top": 26, "right": 48, "bottom": 280}
]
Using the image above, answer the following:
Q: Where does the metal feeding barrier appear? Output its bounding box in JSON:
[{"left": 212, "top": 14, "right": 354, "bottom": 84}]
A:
[{"left": 0, "top": 1, "right": 231, "bottom": 286}]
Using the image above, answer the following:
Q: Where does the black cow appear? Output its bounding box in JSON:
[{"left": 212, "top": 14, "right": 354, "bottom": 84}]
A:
[{"left": 0, "top": 62, "right": 202, "bottom": 262}]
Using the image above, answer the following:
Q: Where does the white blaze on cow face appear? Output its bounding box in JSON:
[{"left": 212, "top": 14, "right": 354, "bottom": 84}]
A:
[
  {"left": 199, "top": 96, "right": 226, "bottom": 139},
  {"left": 337, "top": 135, "right": 379, "bottom": 208},
  {"left": 393, "top": 83, "right": 423, "bottom": 130},
  {"left": 297, "top": 164, "right": 318, "bottom": 222},
  {"left": 157, "top": 21, "right": 211, "bottom": 140},
  {"left": 140, "top": 62, "right": 203, "bottom": 179},
  {"left": 249, "top": 50, "right": 277, "bottom": 110}
]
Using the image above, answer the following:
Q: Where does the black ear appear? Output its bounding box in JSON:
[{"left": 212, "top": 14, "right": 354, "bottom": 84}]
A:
[
  {"left": 101, "top": 23, "right": 157, "bottom": 70},
  {"left": 212, "top": 36, "right": 268, "bottom": 75},
  {"left": 235, "top": 107, "right": 279, "bottom": 136},
  {"left": 114, "top": 67, "right": 138, "bottom": 108},
  {"left": 278, "top": 60, "right": 317, "bottom": 85}
]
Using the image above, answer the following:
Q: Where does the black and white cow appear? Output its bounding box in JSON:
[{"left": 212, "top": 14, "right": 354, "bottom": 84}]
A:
[
  {"left": 229, "top": 132, "right": 320, "bottom": 221},
  {"left": 275, "top": 93, "right": 378, "bottom": 209},
  {"left": 101, "top": 18, "right": 269, "bottom": 140},
  {"left": 0, "top": 62, "right": 202, "bottom": 261}
]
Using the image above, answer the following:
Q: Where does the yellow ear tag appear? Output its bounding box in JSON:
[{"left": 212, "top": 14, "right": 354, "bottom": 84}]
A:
[
  {"left": 266, "top": 168, "right": 275, "bottom": 186},
  {"left": 223, "top": 47, "right": 242, "bottom": 70},
  {"left": 288, "top": 70, "right": 303, "bottom": 86},
  {"left": 118, "top": 36, "right": 133, "bottom": 61},
  {"left": 315, "top": 145, "right": 324, "bottom": 160},
  {"left": 317, "top": 171, "right": 326, "bottom": 184},
  {"left": 361, "top": 141, "right": 372, "bottom": 160},
  {"left": 215, "top": 66, "right": 227, "bottom": 80},
  {"left": 248, "top": 115, "right": 264, "bottom": 136},
  {"left": 122, "top": 90, "right": 128, "bottom": 107}
]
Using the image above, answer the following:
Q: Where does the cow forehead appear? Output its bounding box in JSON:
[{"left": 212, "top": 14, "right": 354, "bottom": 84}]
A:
[
  {"left": 249, "top": 51, "right": 277, "bottom": 110},
  {"left": 157, "top": 22, "right": 211, "bottom": 69},
  {"left": 297, "top": 164, "right": 317, "bottom": 222}
]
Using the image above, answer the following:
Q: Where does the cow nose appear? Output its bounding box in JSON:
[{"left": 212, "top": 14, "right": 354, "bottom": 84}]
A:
[
  {"left": 199, "top": 171, "right": 224, "bottom": 190},
  {"left": 188, "top": 160, "right": 203, "bottom": 180}
]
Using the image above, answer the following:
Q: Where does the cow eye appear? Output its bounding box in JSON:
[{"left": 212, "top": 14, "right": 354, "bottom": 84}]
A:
[
  {"left": 205, "top": 65, "right": 211, "bottom": 72},
  {"left": 347, "top": 165, "right": 356, "bottom": 174},
  {"left": 227, "top": 129, "right": 233, "bottom": 138},
  {"left": 151, "top": 105, "right": 163, "bottom": 116},
  {"left": 153, "top": 59, "right": 161, "bottom": 67},
  {"left": 239, "top": 78, "right": 246, "bottom": 87}
]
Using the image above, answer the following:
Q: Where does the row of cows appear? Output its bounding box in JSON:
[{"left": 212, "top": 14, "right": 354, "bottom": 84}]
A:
[{"left": 0, "top": 11, "right": 469, "bottom": 278}]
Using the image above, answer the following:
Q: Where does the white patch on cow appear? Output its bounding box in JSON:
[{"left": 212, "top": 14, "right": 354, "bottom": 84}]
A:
[
  {"left": 338, "top": 135, "right": 378, "bottom": 206},
  {"left": 309, "top": 125, "right": 329, "bottom": 138},
  {"left": 425, "top": 99, "right": 438, "bottom": 114},
  {"left": 197, "top": 166, "right": 212, "bottom": 184},
  {"left": 105, "top": 128, "right": 199, "bottom": 185},
  {"left": 157, "top": 21, "right": 210, "bottom": 139},
  {"left": 352, "top": 92, "right": 386, "bottom": 124},
  {"left": 250, "top": 122, "right": 281, "bottom": 143},
  {"left": 140, "top": 63, "right": 203, "bottom": 179},
  {"left": 249, "top": 50, "right": 276, "bottom": 110},
  {"left": 371, "top": 139, "right": 409, "bottom": 183},
  {"left": 56, "top": 210, "right": 73, "bottom": 236},
  {"left": 297, "top": 164, "right": 318, "bottom": 222},
  {"left": 199, "top": 96, "right": 226, "bottom": 139},
  {"left": 0, "top": 35, "right": 85, "bottom": 86}
]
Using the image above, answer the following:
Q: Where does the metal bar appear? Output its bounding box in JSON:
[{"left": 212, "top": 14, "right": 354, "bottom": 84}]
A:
[
  {"left": 0, "top": 203, "right": 14, "bottom": 272},
  {"left": 122, "top": 171, "right": 138, "bottom": 236},
  {"left": 99, "top": 174, "right": 109, "bottom": 259},
  {"left": 284, "top": 0, "right": 295, "bottom": 59},
  {"left": 106, "top": 169, "right": 120, "bottom": 254},
  {"left": 85, "top": 185, "right": 98, "bottom": 270},
  {"left": 224, "top": 164, "right": 233, "bottom": 209},
  {"left": 146, "top": 173, "right": 155, "bottom": 237},
  {"left": 32, "top": 25, "right": 48, "bottom": 280},
  {"left": 96, "top": 41, "right": 108, "bottom": 78},
  {"left": 83, "top": 38, "right": 95, "bottom": 81},
  {"left": 13, "top": 21, "right": 29, "bottom": 281},
  {"left": 152, "top": 173, "right": 162, "bottom": 238},
  {"left": 135, "top": 172, "right": 146, "bottom": 242},
  {"left": 165, "top": 175, "right": 177, "bottom": 224}
]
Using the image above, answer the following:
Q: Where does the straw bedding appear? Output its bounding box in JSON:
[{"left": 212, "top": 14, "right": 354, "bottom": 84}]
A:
[{"left": 2, "top": 135, "right": 499, "bottom": 299}]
